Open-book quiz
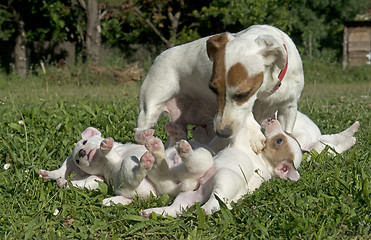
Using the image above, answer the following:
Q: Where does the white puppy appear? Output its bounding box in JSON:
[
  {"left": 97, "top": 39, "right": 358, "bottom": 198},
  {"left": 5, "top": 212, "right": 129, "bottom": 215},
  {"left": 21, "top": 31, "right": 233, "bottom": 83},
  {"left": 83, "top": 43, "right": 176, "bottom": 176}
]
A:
[
  {"left": 140, "top": 118, "right": 302, "bottom": 217},
  {"left": 137, "top": 25, "right": 304, "bottom": 153}
]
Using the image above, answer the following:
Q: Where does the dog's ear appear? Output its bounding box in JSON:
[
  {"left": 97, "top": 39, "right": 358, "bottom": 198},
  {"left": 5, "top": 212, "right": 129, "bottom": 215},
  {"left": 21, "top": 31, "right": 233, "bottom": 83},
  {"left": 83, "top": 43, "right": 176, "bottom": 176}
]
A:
[
  {"left": 81, "top": 127, "right": 102, "bottom": 139},
  {"left": 206, "top": 33, "right": 231, "bottom": 61},
  {"left": 274, "top": 160, "right": 300, "bottom": 181},
  {"left": 255, "top": 35, "right": 286, "bottom": 69}
]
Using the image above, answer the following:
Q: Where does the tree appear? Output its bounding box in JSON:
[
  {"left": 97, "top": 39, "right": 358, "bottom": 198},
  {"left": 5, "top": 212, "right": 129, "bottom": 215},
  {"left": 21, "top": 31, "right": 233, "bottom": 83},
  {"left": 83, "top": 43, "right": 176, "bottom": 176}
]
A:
[
  {"left": 78, "top": 0, "right": 102, "bottom": 63},
  {"left": 0, "top": 0, "right": 83, "bottom": 75}
]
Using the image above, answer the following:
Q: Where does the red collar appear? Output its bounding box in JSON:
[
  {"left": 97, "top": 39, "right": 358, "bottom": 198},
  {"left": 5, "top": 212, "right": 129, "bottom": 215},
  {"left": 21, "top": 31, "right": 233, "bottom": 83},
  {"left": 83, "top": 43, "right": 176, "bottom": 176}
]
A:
[{"left": 272, "top": 44, "right": 288, "bottom": 92}]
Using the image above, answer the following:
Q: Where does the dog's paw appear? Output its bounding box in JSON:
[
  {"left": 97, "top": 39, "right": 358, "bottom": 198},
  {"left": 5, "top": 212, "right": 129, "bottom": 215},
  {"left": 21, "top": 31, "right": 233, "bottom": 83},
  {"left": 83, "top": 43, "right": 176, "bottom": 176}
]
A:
[
  {"left": 56, "top": 178, "right": 68, "bottom": 188},
  {"left": 351, "top": 121, "right": 360, "bottom": 133},
  {"left": 175, "top": 140, "right": 192, "bottom": 158},
  {"left": 145, "top": 136, "right": 164, "bottom": 153},
  {"left": 165, "top": 122, "right": 187, "bottom": 141},
  {"left": 100, "top": 137, "right": 114, "bottom": 153},
  {"left": 38, "top": 169, "right": 50, "bottom": 179},
  {"left": 103, "top": 196, "right": 133, "bottom": 206},
  {"left": 139, "top": 209, "right": 153, "bottom": 218},
  {"left": 250, "top": 131, "right": 266, "bottom": 154},
  {"left": 134, "top": 128, "right": 155, "bottom": 145},
  {"left": 140, "top": 151, "right": 155, "bottom": 169}
]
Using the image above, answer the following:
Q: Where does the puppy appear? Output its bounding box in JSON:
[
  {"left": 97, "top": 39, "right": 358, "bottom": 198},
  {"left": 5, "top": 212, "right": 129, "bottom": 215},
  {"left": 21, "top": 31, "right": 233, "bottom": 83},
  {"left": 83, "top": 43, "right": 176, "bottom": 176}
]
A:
[
  {"left": 136, "top": 25, "right": 304, "bottom": 153},
  {"left": 38, "top": 126, "right": 213, "bottom": 206},
  {"left": 38, "top": 127, "right": 156, "bottom": 205},
  {"left": 140, "top": 118, "right": 302, "bottom": 217}
]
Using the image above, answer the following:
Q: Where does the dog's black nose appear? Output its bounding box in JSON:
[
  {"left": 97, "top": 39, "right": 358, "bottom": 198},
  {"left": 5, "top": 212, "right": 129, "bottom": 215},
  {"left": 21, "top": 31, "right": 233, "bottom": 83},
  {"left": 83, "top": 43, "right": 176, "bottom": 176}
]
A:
[
  {"left": 215, "top": 126, "right": 233, "bottom": 138},
  {"left": 79, "top": 149, "right": 86, "bottom": 157}
]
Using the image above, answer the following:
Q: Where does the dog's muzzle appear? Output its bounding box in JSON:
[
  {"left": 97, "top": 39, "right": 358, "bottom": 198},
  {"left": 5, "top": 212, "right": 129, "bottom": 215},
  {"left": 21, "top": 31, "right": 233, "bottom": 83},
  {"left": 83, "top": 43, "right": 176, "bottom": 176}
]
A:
[
  {"left": 79, "top": 149, "right": 86, "bottom": 157},
  {"left": 215, "top": 126, "right": 233, "bottom": 138}
]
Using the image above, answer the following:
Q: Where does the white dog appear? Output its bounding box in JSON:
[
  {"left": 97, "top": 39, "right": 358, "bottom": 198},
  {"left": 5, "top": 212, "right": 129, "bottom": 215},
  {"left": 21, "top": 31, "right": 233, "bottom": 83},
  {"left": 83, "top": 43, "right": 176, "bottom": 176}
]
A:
[{"left": 136, "top": 25, "right": 304, "bottom": 153}]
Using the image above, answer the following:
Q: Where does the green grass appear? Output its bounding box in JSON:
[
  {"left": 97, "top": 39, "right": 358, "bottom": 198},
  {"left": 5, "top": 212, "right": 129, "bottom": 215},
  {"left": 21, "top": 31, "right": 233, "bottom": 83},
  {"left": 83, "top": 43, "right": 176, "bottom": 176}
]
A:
[{"left": 0, "top": 62, "right": 370, "bottom": 239}]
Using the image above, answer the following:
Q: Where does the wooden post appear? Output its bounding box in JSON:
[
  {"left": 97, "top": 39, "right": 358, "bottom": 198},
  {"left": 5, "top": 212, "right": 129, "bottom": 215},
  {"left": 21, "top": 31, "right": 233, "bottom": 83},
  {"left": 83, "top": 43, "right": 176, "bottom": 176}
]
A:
[{"left": 342, "top": 25, "right": 349, "bottom": 69}]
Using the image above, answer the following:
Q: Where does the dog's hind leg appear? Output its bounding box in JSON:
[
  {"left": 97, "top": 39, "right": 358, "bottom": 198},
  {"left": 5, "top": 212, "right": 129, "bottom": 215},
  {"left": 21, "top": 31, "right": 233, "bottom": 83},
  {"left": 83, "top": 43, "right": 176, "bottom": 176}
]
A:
[
  {"left": 201, "top": 169, "right": 245, "bottom": 215},
  {"left": 318, "top": 121, "right": 359, "bottom": 145},
  {"left": 144, "top": 136, "right": 169, "bottom": 172},
  {"left": 330, "top": 137, "right": 357, "bottom": 154}
]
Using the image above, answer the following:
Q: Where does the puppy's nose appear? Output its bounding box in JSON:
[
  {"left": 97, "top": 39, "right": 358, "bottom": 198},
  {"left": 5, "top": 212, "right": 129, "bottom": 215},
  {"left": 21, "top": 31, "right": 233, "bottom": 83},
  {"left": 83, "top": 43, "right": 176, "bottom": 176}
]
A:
[
  {"left": 79, "top": 149, "right": 86, "bottom": 157},
  {"left": 215, "top": 126, "right": 233, "bottom": 138}
]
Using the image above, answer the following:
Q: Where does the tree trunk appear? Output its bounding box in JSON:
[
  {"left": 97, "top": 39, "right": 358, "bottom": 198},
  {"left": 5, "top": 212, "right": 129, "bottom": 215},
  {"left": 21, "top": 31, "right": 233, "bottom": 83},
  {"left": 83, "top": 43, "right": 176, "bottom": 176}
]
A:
[
  {"left": 86, "top": 0, "right": 100, "bottom": 63},
  {"left": 14, "top": 12, "right": 27, "bottom": 77}
]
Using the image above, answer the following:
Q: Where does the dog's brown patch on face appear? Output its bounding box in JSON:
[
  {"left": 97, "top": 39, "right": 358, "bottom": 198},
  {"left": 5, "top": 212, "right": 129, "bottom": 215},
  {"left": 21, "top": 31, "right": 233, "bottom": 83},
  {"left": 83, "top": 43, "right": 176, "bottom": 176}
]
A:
[
  {"left": 207, "top": 33, "right": 229, "bottom": 115},
  {"left": 263, "top": 133, "right": 295, "bottom": 169},
  {"left": 227, "top": 63, "right": 264, "bottom": 106}
]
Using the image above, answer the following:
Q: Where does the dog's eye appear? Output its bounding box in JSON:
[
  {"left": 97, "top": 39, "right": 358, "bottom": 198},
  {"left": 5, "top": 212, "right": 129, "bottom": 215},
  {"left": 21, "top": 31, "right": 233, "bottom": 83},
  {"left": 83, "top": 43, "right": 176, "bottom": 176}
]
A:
[
  {"left": 233, "top": 89, "right": 252, "bottom": 102},
  {"left": 209, "top": 82, "right": 218, "bottom": 95},
  {"left": 75, "top": 159, "right": 80, "bottom": 164},
  {"left": 82, "top": 140, "right": 87, "bottom": 145},
  {"left": 276, "top": 138, "right": 283, "bottom": 145}
]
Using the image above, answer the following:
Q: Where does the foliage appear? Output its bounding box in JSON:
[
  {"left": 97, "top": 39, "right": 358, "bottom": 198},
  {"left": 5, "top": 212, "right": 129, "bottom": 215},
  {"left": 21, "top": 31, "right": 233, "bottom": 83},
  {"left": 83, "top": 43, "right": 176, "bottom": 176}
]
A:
[
  {"left": 193, "top": 0, "right": 293, "bottom": 34},
  {"left": 290, "top": 0, "right": 371, "bottom": 59},
  {"left": 0, "top": 62, "right": 370, "bottom": 238}
]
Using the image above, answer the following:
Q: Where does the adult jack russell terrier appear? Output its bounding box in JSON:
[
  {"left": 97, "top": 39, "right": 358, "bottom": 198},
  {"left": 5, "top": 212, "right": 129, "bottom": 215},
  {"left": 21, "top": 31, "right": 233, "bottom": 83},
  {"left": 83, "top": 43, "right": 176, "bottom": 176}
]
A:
[
  {"left": 136, "top": 25, "right": 305, "bottom": 153},
  {"left": 38, "top": 125, "right": 213, "bottom": 206},
  {"left": 139, "top": 115, "right": 359, "bottom": 217}
]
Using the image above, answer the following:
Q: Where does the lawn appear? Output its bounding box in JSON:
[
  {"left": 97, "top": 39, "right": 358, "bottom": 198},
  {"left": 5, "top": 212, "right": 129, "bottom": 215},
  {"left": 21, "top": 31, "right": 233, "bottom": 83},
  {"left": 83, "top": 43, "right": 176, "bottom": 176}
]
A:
[{"left": 0, "top": 61, "right": 370, "bottom": 239}]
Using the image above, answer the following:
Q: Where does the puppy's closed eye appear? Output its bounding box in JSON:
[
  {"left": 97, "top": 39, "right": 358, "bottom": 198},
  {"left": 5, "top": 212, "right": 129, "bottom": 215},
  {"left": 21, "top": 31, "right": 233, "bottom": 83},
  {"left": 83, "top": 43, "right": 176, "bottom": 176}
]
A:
[
  {"left": 76, "top": 159, "right": 80, "bottom": 165},
  {"left": 209, "top": 82, "right": 219, "bottom": 95}
]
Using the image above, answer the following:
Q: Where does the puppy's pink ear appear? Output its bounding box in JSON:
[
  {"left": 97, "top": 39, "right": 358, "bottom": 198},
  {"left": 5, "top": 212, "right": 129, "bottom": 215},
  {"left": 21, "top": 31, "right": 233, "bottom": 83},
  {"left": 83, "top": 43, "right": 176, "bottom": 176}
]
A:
[
  {"left": 274, "top": 161, "right": 300, "bottom": 181},
  {"left": 81, "top": 127, "right": 101, "bottom": 139},
  {"left": 255, "top": 35, "right": 286, "bottom": 69},
  {"left": 206, "top": 33, "right": 231, "bottom": 61}
]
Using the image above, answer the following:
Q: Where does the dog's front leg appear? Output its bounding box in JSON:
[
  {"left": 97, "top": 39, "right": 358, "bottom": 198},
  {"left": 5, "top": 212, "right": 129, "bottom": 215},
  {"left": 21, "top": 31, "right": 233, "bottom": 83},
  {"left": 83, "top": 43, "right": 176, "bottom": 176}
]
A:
[
  {"left": 231, "top": 112, "right": 265, "bottom": 154},
  {"left": 277, "top": 103, "right": 298, "bottom": 133}
]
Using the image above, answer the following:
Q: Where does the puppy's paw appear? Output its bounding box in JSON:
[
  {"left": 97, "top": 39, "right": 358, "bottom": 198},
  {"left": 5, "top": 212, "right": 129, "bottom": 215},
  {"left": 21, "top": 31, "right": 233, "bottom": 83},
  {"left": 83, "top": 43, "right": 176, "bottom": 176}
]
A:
[
  {"left": 103, "top": 196, "right": 133, "bottom": 206},
  {"left": 165, "top": 122, "right": 187, "bottom": 141},
  {"left": 139, "top": 209, "right": 153, "bottom": 218},
  {"left": 145, "top": 136, "right": 164, "bottom": 153},
  {"left": 175, "top": 140, "right": 192, "bottom": 158},
  {"left": 140, "top": 151, "right": 155, "bottom": 170},
  {"left": 351, "top": 121, "right": 360, "bottom": 133},
  {"left": 100, "top": 137, "right": 114, "bottom": 153},
  {"left": 134, "top": 128, "right": 155, "bottom": 145},
  {"left": 38, "top": 169, "right": 50, "bottom": 179},
  {"left": 56, "top": 178, "right": 68, "bottom": 188},
  {"left": 250, "top": 131, "right": 266, "bottom": 154}
]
